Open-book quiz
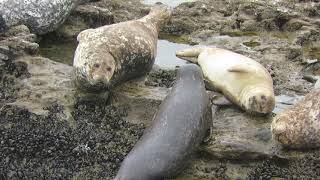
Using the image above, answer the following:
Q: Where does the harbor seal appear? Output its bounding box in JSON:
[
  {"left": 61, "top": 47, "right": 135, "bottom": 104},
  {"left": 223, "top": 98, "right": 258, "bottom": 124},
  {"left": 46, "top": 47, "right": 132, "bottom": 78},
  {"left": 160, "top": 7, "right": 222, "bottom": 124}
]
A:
[
  {"left": 271, "top": 89, "right": 320, "bottom": 149},
  {"left": 73, "top": 4, "right": 172, "bottom": 91},
  {"left": 115, "top": 64, "right": 212, "bottom": 180},
  {"left": 0, "top": 0, "right": 81, "bottom": 34},
  {"left": 176, "top": 47, "right": 275, "bottom": 114}
]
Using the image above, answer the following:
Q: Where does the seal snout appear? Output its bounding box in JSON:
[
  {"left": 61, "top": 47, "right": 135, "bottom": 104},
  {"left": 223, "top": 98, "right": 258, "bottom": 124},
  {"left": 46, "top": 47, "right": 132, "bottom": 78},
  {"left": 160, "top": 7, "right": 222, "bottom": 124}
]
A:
[{"left": 242, "top": 87, "right": 275, "bottom": 114}]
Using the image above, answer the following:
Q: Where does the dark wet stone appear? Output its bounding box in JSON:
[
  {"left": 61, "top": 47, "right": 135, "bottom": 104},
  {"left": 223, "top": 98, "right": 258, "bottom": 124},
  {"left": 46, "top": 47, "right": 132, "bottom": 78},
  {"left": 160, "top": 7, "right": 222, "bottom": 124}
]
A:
[
  {"left": 145, "top": 68, "right": 177, "bottom": 88},
  {"left": 0, "top": 102, "right": 145, "bottom": 179}
]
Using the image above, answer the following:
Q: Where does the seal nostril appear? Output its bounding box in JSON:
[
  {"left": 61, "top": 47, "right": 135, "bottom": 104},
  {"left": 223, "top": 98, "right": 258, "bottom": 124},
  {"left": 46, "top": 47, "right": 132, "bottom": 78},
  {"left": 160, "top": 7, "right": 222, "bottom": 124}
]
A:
[{"left": 107, "top": 67, "right": 112, "bottom": 71}]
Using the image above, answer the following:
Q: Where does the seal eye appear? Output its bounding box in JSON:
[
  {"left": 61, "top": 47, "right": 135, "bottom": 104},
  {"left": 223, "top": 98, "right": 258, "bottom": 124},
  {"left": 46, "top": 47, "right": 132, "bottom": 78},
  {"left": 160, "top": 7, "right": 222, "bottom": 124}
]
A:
[
  {"left": 93, "top": 63, "right": 100, "bottom": 68},
  {"left": 106, "top": 67, "right": 112, "bottom": 71}
]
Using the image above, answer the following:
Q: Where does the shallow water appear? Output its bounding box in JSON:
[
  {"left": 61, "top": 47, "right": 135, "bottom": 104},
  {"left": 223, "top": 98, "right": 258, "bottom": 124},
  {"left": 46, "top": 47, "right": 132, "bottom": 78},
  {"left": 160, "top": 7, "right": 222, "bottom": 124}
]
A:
[
  {"left": 39, "top": 38, "right": 77, "bottom": 66},
  {"left": 273, "top": 95, "right": 304, "bottom": 114},
  {"left": 142, "top": 0, "right": 195, "bottom": 7},
  {"left": 155, "top": 40, "right": 190, "bottom": 68},
  {"left": 39, "top": 38, "right": 190, "bottom": 69}
]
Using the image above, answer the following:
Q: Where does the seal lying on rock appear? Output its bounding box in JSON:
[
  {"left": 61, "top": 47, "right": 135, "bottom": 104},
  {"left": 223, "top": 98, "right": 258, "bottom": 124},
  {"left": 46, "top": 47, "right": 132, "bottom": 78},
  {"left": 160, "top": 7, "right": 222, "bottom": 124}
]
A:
[
  {"left": 0, "top": 0, "right": 81, "bottom": 34},
  {"left": 176, "top": 47, "right": 275, "bottom": 114},
  {"left": 271, "top": 89, "right": 320, "bottom": 149},
  {"left": 115, "top": 64, "right": 211, "bottom": 180},
  {"left": 73, "top": 4, "right": 171, "bottom": 91}
]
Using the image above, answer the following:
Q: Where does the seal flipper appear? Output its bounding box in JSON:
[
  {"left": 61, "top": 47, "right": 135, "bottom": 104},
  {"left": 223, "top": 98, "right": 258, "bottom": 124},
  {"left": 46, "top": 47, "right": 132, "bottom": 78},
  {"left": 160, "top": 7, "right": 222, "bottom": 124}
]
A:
[
  {"left": 176, "top": 47, "right": 206, "bottom": 64},
  {"left": 228, "top": 64, "right": 257, "bottom": 73},
  {"left": 207, "top": 91, "right": 233, "bottom": 106}
]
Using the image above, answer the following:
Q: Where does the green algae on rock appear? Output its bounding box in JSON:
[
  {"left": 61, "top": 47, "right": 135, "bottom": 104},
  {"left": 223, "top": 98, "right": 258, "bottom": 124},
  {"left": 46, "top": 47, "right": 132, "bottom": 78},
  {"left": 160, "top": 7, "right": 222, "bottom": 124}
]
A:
[
  {"left": 243, "top": 40, "right": 261, "bottom": 48},
  {"left": 220, "top": 31, "right": 259, "bottom": 37},
  {"left": 159, "top": 32, "right": 193, "bottom": 44}
]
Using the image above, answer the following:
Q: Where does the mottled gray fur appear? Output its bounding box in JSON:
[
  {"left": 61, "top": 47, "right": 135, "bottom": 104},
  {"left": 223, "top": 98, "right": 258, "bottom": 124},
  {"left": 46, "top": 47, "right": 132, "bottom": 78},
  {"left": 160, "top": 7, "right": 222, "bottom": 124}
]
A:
[{"left": 73, "top": 4, "right": 172, "bottom": 91}]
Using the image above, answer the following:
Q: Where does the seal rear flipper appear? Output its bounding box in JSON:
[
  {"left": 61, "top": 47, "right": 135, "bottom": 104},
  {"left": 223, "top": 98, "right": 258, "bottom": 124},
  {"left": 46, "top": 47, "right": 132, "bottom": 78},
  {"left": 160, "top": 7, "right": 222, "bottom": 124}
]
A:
[
  {"left": 175, "top": 47, "right": 206, "bottom": 63},
  {"left": 208, "top": 91, "right": 233, "bottom": 106}
]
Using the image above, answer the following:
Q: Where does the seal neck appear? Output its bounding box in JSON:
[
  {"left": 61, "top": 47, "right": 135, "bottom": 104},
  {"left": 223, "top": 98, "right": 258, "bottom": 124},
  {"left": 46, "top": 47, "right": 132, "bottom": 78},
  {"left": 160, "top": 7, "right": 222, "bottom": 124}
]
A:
[{"left": 140, "top": 5, "right": 172, "bottom": 33}]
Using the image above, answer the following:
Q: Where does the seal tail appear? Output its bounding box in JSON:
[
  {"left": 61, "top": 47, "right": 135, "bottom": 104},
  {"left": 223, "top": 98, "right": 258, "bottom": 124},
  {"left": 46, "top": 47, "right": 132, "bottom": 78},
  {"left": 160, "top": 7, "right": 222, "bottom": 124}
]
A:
[{"left": 175, "top": 47, "right": 209, "bottom": 63}]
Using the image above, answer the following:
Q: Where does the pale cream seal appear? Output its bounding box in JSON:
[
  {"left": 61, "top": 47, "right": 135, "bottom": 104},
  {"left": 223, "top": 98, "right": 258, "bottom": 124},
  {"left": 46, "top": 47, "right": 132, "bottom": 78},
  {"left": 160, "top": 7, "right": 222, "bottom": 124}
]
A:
[{"left": 176, "top": 47, "right": 275, "bottom": 114}]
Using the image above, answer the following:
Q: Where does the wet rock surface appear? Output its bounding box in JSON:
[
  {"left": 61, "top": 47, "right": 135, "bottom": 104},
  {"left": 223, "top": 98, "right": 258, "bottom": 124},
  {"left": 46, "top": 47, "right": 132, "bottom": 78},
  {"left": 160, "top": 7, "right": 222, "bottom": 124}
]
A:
[
  {"left": 0, "top": 103, "right": 144, "bottom": 179},
  {"left": 1, "top": 0, "right": 320, "bottom": 179}
]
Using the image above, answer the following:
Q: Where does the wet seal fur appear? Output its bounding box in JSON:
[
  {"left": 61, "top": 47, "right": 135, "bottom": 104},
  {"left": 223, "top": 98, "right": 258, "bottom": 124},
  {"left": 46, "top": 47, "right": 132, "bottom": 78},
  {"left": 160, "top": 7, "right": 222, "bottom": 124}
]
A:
[
  {"left": 0, "top": 0, "right": 80, "bottom": 34},
  {"left": 73, "top": 4, "right": 172, "bottom": 92},
  {"left": 271, "top": 89, "right": 320, "bottom": 149},
  {"left": 176, "top": 47, "right": 275, "bottom": 114},
  {"left": 115, "top": 64, "right": 212, "bottom": 180}
]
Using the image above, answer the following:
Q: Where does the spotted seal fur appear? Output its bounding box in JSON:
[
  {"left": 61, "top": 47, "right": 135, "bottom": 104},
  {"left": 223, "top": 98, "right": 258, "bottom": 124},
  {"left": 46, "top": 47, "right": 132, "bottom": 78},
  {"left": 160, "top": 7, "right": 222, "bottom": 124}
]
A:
[{"left": 73, "top": 4, "right": 172, "bottom": 91}]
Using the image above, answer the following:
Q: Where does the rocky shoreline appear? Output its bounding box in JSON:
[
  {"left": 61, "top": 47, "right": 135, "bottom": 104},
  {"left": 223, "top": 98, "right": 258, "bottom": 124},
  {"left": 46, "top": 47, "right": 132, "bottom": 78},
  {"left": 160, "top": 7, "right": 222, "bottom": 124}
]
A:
[{"left": 0, "top": 0, "right": 319, "bottom": 179}]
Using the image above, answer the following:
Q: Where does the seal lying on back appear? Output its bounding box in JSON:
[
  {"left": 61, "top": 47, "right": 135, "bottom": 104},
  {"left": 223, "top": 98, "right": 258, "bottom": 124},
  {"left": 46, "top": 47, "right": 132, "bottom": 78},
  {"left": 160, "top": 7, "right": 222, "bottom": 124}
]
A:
[
  {"left": 271, "top": 89, "right": 320, "bottom": 149},
  {"left": 176, "top": 47, "right": 275, "bottom": 114},
  {"left": 115, "top": 64, "right": 212, "bottom": 180},
  {"left": 73, "top": 5, "right": 171, "bottom": 91},
  {"left": 0, "top": 0, "right": 81, "bottom": 34}
]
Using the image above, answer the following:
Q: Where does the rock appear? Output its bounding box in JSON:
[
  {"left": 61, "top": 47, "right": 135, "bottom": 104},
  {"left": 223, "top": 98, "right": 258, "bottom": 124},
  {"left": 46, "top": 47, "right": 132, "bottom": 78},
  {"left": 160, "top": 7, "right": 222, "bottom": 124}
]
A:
[
  {"left": 7, "top": 56, "right": 75, "bottom": 118},
  {"left": 53, "top": 0, "right": 148, "bottom": 39},
  {"left": 303, "top": 61, "right": 320, "bottom": 83},
  {"left": 200, "top": 106, "right": 276, "bottom": 160},
  {"left": 0, "top": 25, "right": 39, "bottom": 57},
  {"left": 8, "top": 56, "right": 111, "bottom": 120},
  {"left": 286, "top": 45, "right": 303, "bottom": 62},
  {"left": 72, "top": 4, "right": 114, "bottom": 28},
  {"left": 283, "top": 19, "right": 312, "bottom": 32},
  {"left": 316, "top": 78, "right": 320, "bottom": 89},
  {"left": 0, "top": 0, "right": 81, "bottom": 34},
  {"left": 111, "top": 78, "right": 169, "bottom": 126}
]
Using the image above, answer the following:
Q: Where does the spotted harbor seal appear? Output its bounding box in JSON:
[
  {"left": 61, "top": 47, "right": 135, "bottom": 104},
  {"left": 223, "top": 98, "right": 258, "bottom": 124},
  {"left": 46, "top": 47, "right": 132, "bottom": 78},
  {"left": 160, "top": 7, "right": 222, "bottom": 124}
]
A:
[
  {"left": 115, "top": 64, "right": 212, "bottom": 180},
  {"left": 271, "top": 89, "right": 320, "bottom": 149},
  {"left": 0, "top": 0, "right": 81, "bottom": 34},
  {"left": 176, "top": 47, "right": 275, "bottom": 114},
  {"left": 73, "top": 5, "right": 172, "bottom": 91}
]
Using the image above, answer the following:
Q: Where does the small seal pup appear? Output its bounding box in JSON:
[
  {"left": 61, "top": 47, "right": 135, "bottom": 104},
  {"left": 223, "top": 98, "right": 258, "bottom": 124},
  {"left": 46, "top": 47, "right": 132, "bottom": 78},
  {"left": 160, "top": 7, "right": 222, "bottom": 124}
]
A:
[
  {"left": 271, "top": 89, "right": 320, "bottom": 149},
  {"left": 73, "top": 4, "right": 172, "bottom": 91},
  {"left": 0, "top": 0, "right": 81, "bottom": 34},
  {"left": 176, "top": 47, "right": 275, "bottom": 114},
  {"left": 115, "top": 64, "right": 212, "bottom": 180}
]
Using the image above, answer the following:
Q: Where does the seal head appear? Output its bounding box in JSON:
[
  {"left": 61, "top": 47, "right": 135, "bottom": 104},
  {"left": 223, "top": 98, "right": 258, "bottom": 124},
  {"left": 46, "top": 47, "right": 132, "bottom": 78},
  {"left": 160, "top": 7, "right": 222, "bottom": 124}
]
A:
[
  {"left": 73, "top": 35, "right": 116, "bottom": 91},
  {"left": 239, "top": 85, "right": 275, "bottom": 114}
]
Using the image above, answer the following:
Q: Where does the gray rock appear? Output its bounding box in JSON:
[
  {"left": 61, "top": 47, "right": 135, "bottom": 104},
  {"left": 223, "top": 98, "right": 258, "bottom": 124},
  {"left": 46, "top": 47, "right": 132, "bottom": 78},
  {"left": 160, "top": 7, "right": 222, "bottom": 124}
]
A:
[
  {"left": 315, "top": 78, "right": 320, "bottom": 89},
  {"left": 111, "top": 78, "right": 169, "bottom": 126},
  {"left": 286, "top": 45, "right": 303, "bottom": 62},
  {"left": 0, "top": 0, "right": 81, "bottom": 34}
]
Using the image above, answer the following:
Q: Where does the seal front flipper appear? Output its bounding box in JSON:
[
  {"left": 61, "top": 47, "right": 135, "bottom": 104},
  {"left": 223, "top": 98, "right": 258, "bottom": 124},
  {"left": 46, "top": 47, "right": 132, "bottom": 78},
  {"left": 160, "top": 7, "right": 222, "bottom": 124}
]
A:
[{"left": 227, "top": 64, "right": 257, "bottom": 73}]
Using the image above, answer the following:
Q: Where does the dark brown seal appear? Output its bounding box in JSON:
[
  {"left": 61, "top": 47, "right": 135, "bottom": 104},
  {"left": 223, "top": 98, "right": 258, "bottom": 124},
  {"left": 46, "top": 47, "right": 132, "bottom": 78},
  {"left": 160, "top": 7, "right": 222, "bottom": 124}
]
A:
[
  {"left": 73, "top": 4, "right": 172, "bottom": 91},
  {"left": 115, "top": 64, "right": 212, "bottom": 180}
]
